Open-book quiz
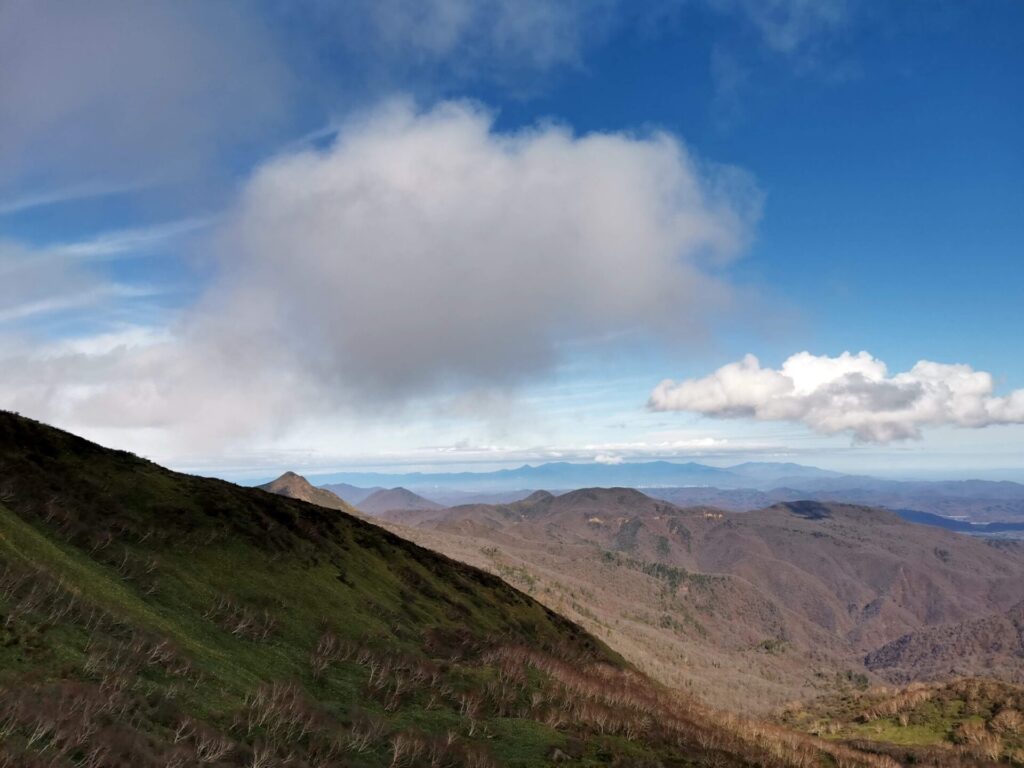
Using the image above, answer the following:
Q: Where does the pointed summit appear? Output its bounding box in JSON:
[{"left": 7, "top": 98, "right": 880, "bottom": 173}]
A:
[{"left": 259, "top": 471, "right": 359, "bottom": 514}]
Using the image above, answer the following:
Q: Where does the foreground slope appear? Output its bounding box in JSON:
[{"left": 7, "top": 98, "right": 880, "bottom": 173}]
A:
[{"left": 0, "top": 412, "right": 899, "bottom": 768}]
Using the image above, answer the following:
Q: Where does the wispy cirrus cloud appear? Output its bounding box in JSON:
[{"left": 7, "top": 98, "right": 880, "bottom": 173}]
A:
[
  {"left": 0, "top": 218, "right": 201, "bottom": 330},
  {"left": 49, "top": 219, "right": 212, "bottom": 260},
  {"left": 707, "top": 0, "right": 850, "bottom": 55},
  {"left": 650, "top": 352, "right": 1024, "bottom": 442}
]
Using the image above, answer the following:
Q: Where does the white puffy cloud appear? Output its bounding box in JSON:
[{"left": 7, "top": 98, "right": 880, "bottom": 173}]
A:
[
  {"left": 649, "top": 351, "right": 1024, "bottom": 442},
  {"left": 1, "top": 99, "right": 756, "bottom": 452}
]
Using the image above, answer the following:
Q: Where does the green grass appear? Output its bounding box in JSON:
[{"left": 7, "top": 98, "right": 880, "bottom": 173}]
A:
[
  {"left": 0, "top": 412, "right": 724, "bottom": 768},
  {"left": 785, "top": 678, "right": 1024, "bottom": 765},
  {"left": 0, "top": 411, "right": 931, "bottom": 768}
]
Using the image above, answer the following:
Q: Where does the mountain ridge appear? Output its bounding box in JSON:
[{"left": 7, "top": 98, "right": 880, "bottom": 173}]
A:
[
  {"left": 258, "top": 470, "right": 361, "bottom": 514},
  {"left": 373, "top": 486, "right": 1024, "bottom": 712}
]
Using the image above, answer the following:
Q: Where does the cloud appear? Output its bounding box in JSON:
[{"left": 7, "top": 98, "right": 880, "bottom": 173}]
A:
[
  {"left": 0, "top": 0, "right": 617, "bottom": 197},
  {"left": 0, "top": 240, "right": 122, "bottom": 325},
  {"left": 0, "top": 0, "right": 289, "bottom": 192},
  {"left": 341, "top": 0, "right": 617, "bottom": 73},
  {"left": 0, "top": 0, "right": 857, "bottom": 200},
  {"left": 706, "top": 0, "right": 850, "bottom": 54},
  {"left": 0, "top": 218, "right": 204, "bottom": 330},
  {"left": 211, "top": 99, "right": 756, "bottom": 399},
  {"left": 49, "top": 219, "right": 212, "bottom": 261},
  {"left": 1, "top": 99, "right": 757, "bottom": 453},
  {"left": 650, "top": 351, "right": 1024, "bottom": 442}
]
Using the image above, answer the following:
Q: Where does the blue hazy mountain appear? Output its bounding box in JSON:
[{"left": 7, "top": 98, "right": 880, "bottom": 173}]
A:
[{"left": 303, "top": 460, "right": 840, "bottom": 493}]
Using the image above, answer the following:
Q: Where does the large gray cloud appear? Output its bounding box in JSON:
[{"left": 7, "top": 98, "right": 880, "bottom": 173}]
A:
[
  {"left": 650, "top": 351, "right": 1024, "bottom": 442},
  {"left": 0, "top": 100, "right": 757, "bottom": 450},
  {"left": 212, "top": 99, "right": 757, "bottom": 398}
]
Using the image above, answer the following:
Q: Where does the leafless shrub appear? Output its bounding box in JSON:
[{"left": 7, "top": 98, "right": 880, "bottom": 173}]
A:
[
  {"left": 346, "top": 713, "right": 385, "bottom": 753},
  {"left": 993, "top": 708, "right": 1023, "bottom": 736},
  {"left": 204, "top": 595, "right": 278, "bottom": 641}
]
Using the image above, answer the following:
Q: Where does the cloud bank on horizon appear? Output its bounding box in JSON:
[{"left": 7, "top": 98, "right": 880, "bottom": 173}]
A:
[{"left": 650, "top": 352, "right": 1024, "bottom": 443}]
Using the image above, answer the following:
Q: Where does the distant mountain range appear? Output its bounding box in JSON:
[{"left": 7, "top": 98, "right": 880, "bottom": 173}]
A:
[
  {"left": 306, "top": 460, "right": 845, "bottom": 493},
  {"left": 297, "top": 459, "right": 1024, "bottom": 525}
]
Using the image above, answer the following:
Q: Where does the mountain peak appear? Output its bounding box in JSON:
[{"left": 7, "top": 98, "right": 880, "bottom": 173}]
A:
[
  {"left": 358, "top": 486, "right": 442, "bottom": 515},
  {"left": 522, "top": 490, "right": 556, "bottom": 504},
  {"left": 259, "top": 470, "right": 358, "bottom": 514}
]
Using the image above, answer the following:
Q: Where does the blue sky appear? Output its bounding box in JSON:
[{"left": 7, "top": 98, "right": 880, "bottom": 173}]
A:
[{"left": 1, "top": 1, "right": 1022, "bottom": 480}]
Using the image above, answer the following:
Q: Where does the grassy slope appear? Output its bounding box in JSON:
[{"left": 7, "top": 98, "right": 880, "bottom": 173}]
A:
[
  {"left": 0, "top": 412, "right": 609, "bottom": 765},
  {"left": 0, "top": 412, "right": 903, "bottom": 768}
]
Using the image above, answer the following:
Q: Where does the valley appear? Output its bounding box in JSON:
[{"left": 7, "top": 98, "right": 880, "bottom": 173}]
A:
[{"left": 332, "top": 488, "right": 1023, "bottom": 715}]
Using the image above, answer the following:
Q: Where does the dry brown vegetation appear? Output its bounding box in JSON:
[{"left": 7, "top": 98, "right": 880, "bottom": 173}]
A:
[
  {"left": 780, "top": 678, "right": 1024, "bottom": 766},
  {"left": 373, "top": 489, "right": 1024, "bottom": 714}
]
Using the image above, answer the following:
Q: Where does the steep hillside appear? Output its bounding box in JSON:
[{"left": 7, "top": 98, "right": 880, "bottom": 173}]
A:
[
  {"left": 0, "top": 412, "right": 901, "bottom": 768},
  {"left": 258, "top": 471, "right": 360, "bottom": 514},
  {"left": 865, "top": 602, "right": 1024, "bottom": 684},
  {"left": 697, "top": 501, "right": 1024, "bottom": 652},
  {"left": 358, "top": 487, "right": 442, "bottom": 516},
  {"left": 378, "top": 491, "right": 1024, "bottom": 712}
]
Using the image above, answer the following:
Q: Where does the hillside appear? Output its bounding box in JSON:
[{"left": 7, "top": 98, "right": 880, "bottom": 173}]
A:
[
  {"left": 258, "top": 471, "right": 361, "bottom": 514},
  {"left": 780, "top": 678, "right": 1024, "bottom": 765},
  {"left": 0, "top": 412, "right": 904, "bottom": 768},
  {"left": 358, "top": 487, "right": 443, "bottom": 516},
  {"left": 377, "top": 491, "right": 1024, "bottom": 713},
  {"left": 865, "top": 601, "right": 1024, "bottom": 684}
]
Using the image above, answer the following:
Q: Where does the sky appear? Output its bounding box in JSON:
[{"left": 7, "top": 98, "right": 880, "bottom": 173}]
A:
[{"left": 1, "top": 0, "right": 1023, "bottom": 482}]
